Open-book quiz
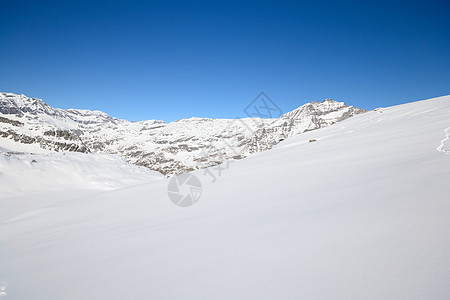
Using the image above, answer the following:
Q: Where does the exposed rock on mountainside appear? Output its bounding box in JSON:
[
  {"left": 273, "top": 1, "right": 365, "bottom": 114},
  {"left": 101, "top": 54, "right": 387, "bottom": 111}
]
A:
[{"left": 0, "top": 93, "right": 366, "bottom": 175}]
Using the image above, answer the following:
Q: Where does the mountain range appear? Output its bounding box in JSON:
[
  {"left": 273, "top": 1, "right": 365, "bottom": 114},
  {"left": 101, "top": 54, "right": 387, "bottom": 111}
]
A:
[{"left": 0, "top": 92, "right": 366, "bottom": 175}]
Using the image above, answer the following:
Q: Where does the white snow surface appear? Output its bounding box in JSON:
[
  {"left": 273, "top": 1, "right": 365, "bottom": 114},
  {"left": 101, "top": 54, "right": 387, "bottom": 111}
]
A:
[
  {"left": 0, "top": 95, "right": 450, "bottom": 299},
  {"left": 0, "top": 151, "right": 164, "bottom": 197}
]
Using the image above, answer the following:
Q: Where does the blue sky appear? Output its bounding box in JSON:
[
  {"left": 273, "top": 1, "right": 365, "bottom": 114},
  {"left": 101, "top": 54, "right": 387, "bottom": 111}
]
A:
[{"left": 1, "top": 0, "right": 449, "bottom": 122}]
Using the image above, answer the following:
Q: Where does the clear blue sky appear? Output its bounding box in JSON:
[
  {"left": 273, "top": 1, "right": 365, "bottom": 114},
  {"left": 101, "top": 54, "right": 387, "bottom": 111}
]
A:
[{"left": 1, "top": 0, "right": 449, "bottom": 122}]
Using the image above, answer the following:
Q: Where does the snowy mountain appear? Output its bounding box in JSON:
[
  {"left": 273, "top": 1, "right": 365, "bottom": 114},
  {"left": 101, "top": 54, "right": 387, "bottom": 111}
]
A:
[
  {"left": 0, "top": 92, "right": 366, "bottom": 175},
  {"left": 0, "top": 95, "right": 449, "bottom": 299}
]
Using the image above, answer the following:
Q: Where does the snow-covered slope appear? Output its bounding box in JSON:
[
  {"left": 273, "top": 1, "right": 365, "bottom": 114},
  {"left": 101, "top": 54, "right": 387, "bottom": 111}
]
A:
[
  {"left": 0, "top": 150, "right": 164, "bottom": 222},
  {"left": 0, "top": 92, "right": 366, "bottom": 175},
  {"left": 0, "top": 95, "right": 449, "bottom": 299},
  {"left": 0, "top": 151, "right": 163, "bottom": 197}
]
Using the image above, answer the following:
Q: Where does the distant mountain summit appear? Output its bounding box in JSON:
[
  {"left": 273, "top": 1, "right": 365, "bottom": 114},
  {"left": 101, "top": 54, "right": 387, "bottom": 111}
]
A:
[{"left": 0, "top": 92, "right": 366, "bottom": 175}]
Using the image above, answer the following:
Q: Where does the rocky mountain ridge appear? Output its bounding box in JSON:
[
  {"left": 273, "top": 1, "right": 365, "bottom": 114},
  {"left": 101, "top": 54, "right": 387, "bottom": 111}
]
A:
[{"left": 0, "top": 92, "right": 366, "bottom": 175}]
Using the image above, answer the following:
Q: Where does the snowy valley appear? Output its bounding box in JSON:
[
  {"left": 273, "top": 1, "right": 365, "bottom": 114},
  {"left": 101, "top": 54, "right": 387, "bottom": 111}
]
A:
[{"left": 0, "top": 94, "right": 449, "bottom": 299}]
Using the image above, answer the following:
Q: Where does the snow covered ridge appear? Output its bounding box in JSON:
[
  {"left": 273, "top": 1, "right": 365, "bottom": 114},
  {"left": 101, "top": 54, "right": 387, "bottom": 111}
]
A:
[{"left": 0, "top": 92, "right": 366, "bottom": 175}]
